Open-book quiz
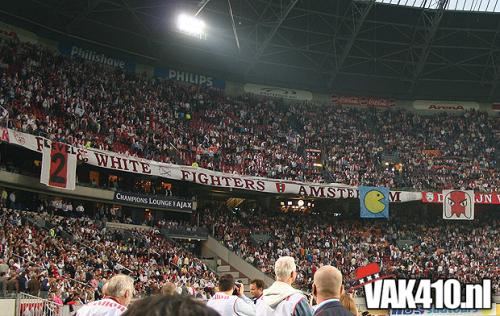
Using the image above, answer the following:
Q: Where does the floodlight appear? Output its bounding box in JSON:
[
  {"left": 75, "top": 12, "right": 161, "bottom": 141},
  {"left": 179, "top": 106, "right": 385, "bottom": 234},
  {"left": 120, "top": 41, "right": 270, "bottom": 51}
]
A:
[{"left": 177, "top": 13, "right": 206, "bottom": 39}]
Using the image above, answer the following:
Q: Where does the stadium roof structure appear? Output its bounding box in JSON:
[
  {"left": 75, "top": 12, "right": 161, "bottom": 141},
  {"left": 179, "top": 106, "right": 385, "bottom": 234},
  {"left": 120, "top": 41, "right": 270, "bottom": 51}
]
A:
[
  {"left": 2, "top": 0, "right": 500, "bottom": 101},
  {"left": 376, "top": 0, "right": 500, "bottom": 12}
]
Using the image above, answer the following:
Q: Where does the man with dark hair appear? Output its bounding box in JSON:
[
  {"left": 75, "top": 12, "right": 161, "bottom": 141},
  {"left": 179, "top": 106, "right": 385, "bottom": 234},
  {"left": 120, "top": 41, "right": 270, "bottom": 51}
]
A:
[
  {"left": 207, "top": 274, "right": 256, "bottom": 316},
  {"left": 18, "top": 272, "right": 28, "bottom": 293},
  {"left": 250, "top": 279, "right": 265, "bottom": 304},
  {"left": 123, "top": 295, "right": 219, "bottom": 316}
]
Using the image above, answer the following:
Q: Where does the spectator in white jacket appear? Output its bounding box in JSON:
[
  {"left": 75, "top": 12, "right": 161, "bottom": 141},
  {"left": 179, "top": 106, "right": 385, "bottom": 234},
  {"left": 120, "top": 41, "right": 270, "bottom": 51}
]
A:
[{"left": 257, "top": 256, "right": 312, "bottom": 316}]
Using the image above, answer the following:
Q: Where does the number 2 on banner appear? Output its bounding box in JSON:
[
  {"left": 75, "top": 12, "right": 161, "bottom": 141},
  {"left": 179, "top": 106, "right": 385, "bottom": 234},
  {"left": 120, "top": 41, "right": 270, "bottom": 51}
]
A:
[
  {"left": 47, "top": 142, "right": 69, "bottom": 188},
  {"left": 49, "top": 153, "right": 66, "bottom": 185}
]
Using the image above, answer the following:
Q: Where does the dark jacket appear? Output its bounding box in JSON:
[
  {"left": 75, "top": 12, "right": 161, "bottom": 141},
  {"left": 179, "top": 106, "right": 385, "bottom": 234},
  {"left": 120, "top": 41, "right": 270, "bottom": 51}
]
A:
[
  {"left": 314, "top": 300, "right": 354, "bottom": 316},
  {"left": 27, "top": 278, "right": 40, "bottom": 296},
  {"left": 0, "top": 276, "right": 7, "bottom": 297}
]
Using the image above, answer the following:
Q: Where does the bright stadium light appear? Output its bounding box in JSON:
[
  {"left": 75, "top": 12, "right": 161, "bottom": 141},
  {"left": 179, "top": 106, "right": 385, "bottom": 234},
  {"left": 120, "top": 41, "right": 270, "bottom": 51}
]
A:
[{"left": 177, "top": 13, "right": 206, "bottom": 39}]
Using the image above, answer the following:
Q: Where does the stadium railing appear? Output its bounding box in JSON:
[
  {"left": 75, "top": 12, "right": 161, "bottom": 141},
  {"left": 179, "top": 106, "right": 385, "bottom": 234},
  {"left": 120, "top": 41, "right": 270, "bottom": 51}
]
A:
[{"left": 15, "top": 292, "right": 65, "bottom": 316}]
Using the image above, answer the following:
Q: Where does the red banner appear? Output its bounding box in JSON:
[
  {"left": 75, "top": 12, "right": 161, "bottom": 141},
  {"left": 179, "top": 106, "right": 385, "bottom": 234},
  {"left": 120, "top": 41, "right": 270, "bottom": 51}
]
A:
[
  {"left": 332, "top": 95, "right": 395, "bottom": 108},
  {"left": 422, "top": 192, "right": 500, "bottom": 204},
  {"left": 422, "top": 149, "right": 442, "bottom": 157},
  {"left": 0, "top": 128, "right": 9, "bottom": 142}
]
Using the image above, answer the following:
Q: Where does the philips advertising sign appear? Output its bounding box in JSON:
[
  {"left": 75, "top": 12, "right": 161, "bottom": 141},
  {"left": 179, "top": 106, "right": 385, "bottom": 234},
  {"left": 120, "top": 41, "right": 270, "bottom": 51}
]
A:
[
  {"left": 58, "top": 42, "right": 136, "bottom": 72},
  {"left": 154, "top": 67, "right": 225, "bottom": 89}
]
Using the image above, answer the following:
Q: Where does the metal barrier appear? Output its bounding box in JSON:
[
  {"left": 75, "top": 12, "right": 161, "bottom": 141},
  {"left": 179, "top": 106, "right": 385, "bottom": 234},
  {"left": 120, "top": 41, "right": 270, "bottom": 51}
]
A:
[{"left": 16, "top": 293, "right": 62, "bottom": 316}]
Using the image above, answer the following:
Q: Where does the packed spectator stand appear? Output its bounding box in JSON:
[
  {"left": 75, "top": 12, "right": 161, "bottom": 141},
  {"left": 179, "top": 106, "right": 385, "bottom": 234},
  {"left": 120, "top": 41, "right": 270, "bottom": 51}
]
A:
[
  {"left": 0, "top": 37, "right": 498, "bottom": 192},
  {"left": 0, "top": 29, "right": 499, "bottom": 312},
  {"left": 201, "top": 206, "right": 500, "bottom": 296},
  {"left": 0, "top": 202, "right": 217, "bottom": 304}
]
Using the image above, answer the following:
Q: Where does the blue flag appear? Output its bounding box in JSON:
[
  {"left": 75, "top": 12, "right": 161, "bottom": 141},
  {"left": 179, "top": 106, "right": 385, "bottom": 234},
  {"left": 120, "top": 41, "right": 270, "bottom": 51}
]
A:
[{"left": 359, "top": 186, "right": 390, "bottom": 218}]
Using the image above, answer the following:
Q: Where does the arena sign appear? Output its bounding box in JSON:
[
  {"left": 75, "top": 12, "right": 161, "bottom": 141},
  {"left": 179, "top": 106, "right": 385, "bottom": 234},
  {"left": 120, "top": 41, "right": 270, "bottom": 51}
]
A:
[
  {"left": 0, "top": 128, "right": 422, "bottom": 202},
  {"left": 243, "top": 83, "right": 313, "bottom": 101},
  {"left": 113, "top": 192, "right": 193, "bottom": 211},
  {"left": 413, "top": 100, "right": 480, "bottom": 111}
]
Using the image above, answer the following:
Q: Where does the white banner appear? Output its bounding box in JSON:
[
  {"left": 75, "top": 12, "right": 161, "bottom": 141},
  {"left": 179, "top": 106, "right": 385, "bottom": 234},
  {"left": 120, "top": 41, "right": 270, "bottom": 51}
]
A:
[
  {"left": 442, "top": 190, "right": 475, "bottom": 220},
  {"left": 413, "top": 100, "right": 480, "bottom": 111},
  {"left": 0, "top": 127, "right": 422, "bottom": 202},
  {"left": 40, "top": 142, "right": 77, "bottom": 190},
  {"left": 243, "top": 83, "right": 313, "bottom": 101}
]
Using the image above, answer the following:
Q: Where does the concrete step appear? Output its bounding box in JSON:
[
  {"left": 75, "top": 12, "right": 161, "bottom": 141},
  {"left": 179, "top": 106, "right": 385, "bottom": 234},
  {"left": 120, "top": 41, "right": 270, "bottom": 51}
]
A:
[
  {"left": 225, "top": 271, "right": 240, "bottom": 278},
  {"left": 216, "top": 265, "right": 231, "bottom": 273}
]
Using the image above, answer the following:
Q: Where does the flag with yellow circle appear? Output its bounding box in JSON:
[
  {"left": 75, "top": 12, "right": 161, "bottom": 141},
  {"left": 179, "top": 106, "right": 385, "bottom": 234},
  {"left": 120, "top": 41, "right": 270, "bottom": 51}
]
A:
[{"left": 360, "top": 186, "right": 390, "bottom": 218}]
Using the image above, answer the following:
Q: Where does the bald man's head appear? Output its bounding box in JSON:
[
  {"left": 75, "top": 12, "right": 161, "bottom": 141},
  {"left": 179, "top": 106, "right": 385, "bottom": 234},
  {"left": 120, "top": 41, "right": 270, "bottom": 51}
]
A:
[{"left": 313, "top": 265, "right": 343, "bottom": 301}]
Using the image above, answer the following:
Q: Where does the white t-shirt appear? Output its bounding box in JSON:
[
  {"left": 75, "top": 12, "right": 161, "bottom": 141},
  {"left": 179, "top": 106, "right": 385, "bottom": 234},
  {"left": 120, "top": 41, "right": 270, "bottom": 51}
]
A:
[
  {"left": 207, "top": 292, "right": 256, "bottom": 316},
  {"left": 76, "top": 298, "right": 127, "bottom": 316}
]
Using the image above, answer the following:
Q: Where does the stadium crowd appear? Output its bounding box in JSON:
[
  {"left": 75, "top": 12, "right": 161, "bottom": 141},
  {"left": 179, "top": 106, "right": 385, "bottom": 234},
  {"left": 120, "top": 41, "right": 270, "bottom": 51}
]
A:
[
  {"left": 0, "top": 30, "right": 499, "bottom": 316},
  {"left": 1, "top": 186, "right": 498, "bottom": 311},
  {"left": 0, "top": 205, "right": 217, "bottom": 304},
  {"left": 0, "top": 38, "right": 498, "bottom": 192},
  {"left": 202, "top": 206, "right": 500, "bottom": 295}
]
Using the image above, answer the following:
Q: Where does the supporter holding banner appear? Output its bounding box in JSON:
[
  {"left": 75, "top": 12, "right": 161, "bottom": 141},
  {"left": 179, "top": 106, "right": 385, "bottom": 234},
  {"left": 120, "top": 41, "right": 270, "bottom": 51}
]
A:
[
  {"left": 359, "top": 186, "right": 390, "bottom": 218},
  {"left": 40, "top": 141, "right": 77, "bottom": 190},
  {"left": 442, "top": 190, "right": 475, "bottom": 220}
]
